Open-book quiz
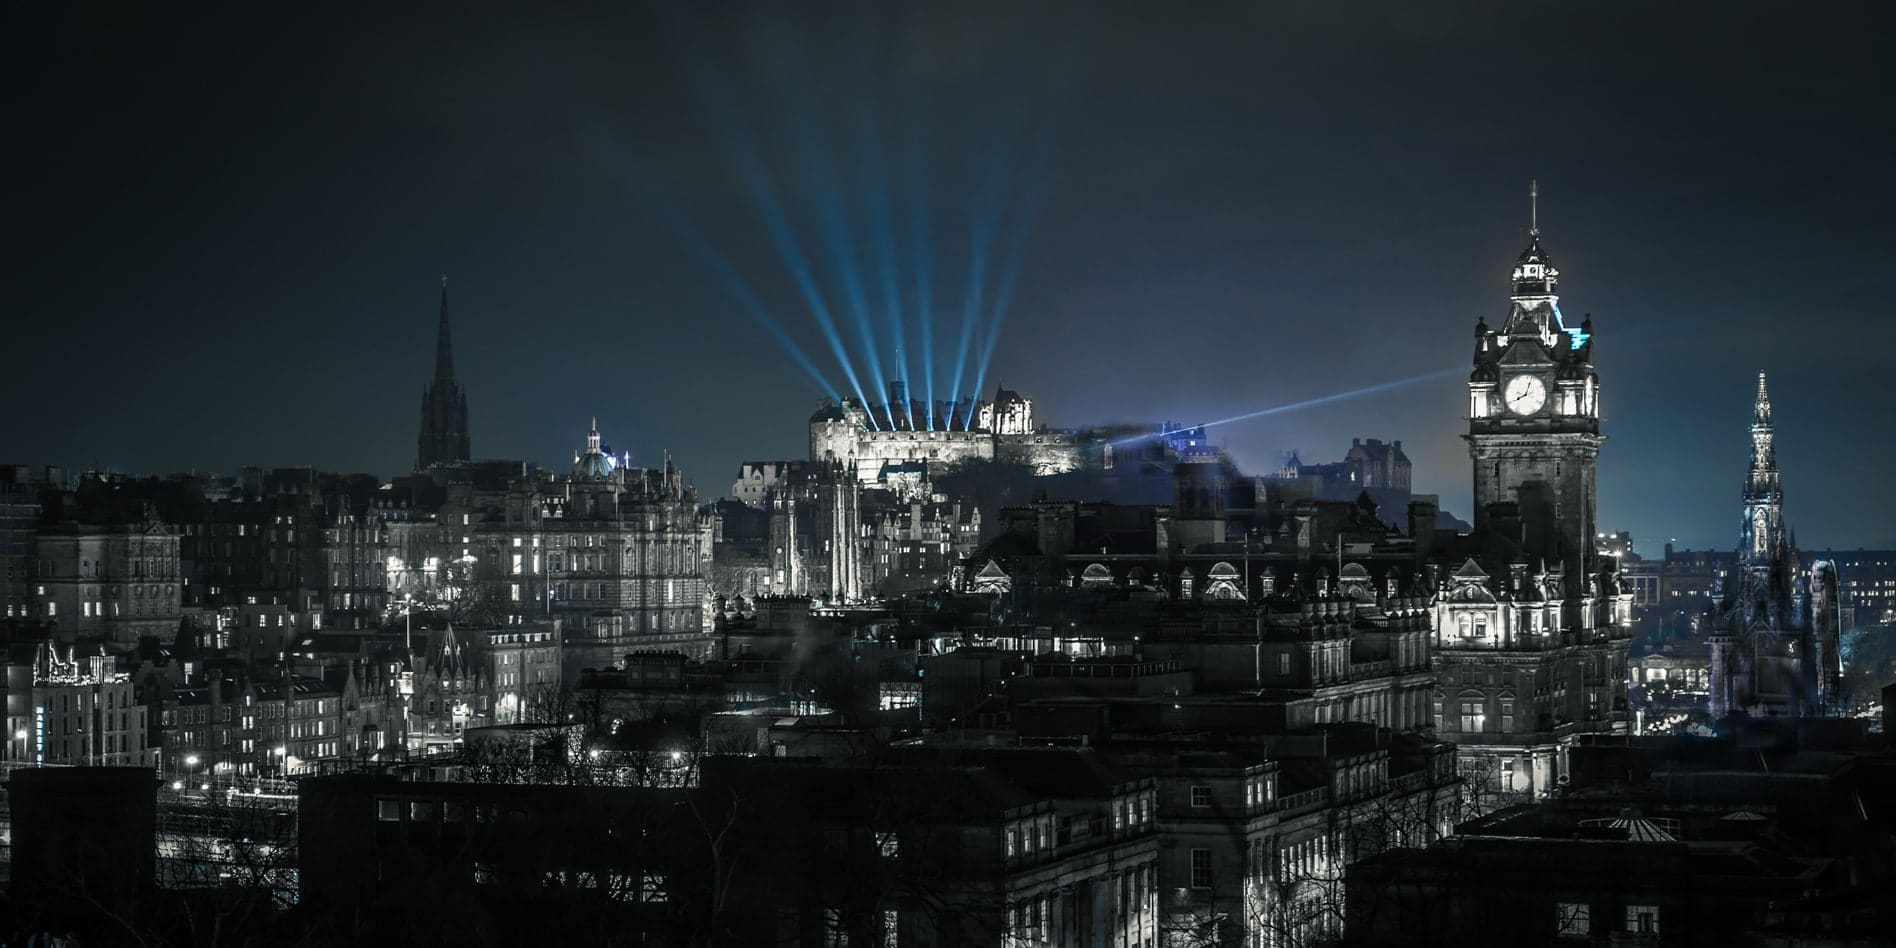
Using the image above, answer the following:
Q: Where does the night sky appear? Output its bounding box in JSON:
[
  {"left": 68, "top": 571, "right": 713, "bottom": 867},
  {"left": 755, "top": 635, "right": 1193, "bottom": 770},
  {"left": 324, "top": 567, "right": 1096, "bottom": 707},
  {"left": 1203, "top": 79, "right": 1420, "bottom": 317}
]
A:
[{"left": 10, "top": 2, "right": 1895, "bottom": 551}]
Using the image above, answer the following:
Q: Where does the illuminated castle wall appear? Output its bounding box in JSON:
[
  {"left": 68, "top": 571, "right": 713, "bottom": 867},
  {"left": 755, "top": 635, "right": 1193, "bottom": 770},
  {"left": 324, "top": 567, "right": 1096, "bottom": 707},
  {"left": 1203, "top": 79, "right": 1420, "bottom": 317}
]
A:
[{"left": 809, "top": 382, "right": 1084, "bottom": 484}]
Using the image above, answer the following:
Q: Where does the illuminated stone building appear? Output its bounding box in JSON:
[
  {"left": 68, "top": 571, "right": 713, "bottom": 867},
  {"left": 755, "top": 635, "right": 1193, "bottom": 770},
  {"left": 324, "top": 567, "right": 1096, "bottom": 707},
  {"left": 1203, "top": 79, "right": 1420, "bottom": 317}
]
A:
[
  {"left": 548, "top": 420, "right": 714, "bottom": 668},
  {"left": 1705, "top": 374, "right": 1843, "bottom": 718},
  {"left": 416, "top": 278, "right": 471, "bottom": 470},
  {"left": 161, "top": 672, "right": 344, "bottom": 779},
  {"left": 396, "top": 422, "right": 714, "bottom": 672},
  {"left": 764, "top": 458, "right": 864, "bottom": 601},
  {"left": 405, "top": 623, "right": 490, "bottom": 750},
  {"left": 34, "top": 507, "right": 182, "bottom": 644},
  {"left": 809, "top": 382, "right": 1084, "bottom": 485},
  {"left": 863, "top": 494, "right": 982, "bottom": 596},
  {"left": 1428, "top": 198, "right": 1634, "bottom": 802},
  {"left": 25, "top": 643, "right": 155, "bottom": 767}
]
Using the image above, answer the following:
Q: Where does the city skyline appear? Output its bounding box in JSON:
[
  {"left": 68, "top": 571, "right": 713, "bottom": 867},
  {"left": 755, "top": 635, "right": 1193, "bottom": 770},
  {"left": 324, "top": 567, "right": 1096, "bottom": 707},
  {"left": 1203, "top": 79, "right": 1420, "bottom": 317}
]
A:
[
  {"left": 11, "top": 3, "right": 1894, "bottom": 551},
  {"left": 6, "top": 5, "right": 1895, "bottom": 946}
]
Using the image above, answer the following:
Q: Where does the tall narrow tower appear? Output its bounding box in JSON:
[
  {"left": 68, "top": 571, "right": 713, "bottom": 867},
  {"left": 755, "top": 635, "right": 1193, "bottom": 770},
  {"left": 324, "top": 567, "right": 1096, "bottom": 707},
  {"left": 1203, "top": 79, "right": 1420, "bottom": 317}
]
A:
[
  {"left": 1466, "top": 182, "right": 1602, "bottom": 605},
  {"left": 417, "top": 277, "right": 472, "bottom": 469},
  {"left": 1739, "top": 371, "right": 1783, "bottom": 567}
]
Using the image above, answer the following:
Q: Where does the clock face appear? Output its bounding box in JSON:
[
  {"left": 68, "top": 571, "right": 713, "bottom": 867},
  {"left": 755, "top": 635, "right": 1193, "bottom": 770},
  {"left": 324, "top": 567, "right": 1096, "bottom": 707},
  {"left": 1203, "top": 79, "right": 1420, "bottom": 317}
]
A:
[{"left": 1504, "top": 375, "right": 1546, "bottom": 415}]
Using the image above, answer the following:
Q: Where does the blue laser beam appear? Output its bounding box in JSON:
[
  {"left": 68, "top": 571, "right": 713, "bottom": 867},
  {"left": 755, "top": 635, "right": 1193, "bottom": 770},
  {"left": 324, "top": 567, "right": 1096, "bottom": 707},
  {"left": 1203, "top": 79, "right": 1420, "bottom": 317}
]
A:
[
  {"left": 592, "top": 133, "right": 840, "bottom": 401},
  {"left": 905, "top": 110, "right": 936, "bottom": 430},
  {"left": 1114, "top": 367, "right": 1470, "bottom": 447},
  {"left": 968, "top": 104, "right": 1061, "bottom": 414},
  {"left": 949, "top": 139, "right": 1018, "bottom": 426},
  {"left": 762, "top": 40, "right": 889, "bottom": 424},
  {"left": 851, "top": 85, "right": 912, "bottom": 429},
  {"left": 663, "top": 22, "right": 879, "bottom": 427}
]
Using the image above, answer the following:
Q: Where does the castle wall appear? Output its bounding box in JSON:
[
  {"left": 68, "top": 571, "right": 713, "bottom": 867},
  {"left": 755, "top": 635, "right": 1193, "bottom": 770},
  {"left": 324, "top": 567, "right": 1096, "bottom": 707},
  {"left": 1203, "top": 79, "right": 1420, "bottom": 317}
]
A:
[{"left": 996, "top": 433, "right": 1084, "bottom": 475}]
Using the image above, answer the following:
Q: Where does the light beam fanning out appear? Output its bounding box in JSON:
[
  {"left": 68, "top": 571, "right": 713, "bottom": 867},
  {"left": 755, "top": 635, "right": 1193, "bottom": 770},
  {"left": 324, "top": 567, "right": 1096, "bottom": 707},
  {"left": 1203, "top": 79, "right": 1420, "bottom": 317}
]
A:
[
  {"left": 905, "top": 107, "right": 936, "bottom": 429},
  {"left": 669, "top": 31, "right": 880, "bottom": 427},
  {"left": 1114, "top": 367, "right": 1468, "bottom": 447},
  {"left": 611, "top": 149, "right": 840, "bottom": 401},
  {"left": 967, "top": 106, "right": 1060, "bottom": 411}
]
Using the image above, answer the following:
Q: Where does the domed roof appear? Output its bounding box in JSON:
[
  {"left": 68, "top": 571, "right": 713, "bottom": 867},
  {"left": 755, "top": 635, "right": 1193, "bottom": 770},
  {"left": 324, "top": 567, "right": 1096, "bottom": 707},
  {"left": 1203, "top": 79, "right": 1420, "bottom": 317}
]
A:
[{"left": 572, "top": 418, "right": 618, "bottom": 480}]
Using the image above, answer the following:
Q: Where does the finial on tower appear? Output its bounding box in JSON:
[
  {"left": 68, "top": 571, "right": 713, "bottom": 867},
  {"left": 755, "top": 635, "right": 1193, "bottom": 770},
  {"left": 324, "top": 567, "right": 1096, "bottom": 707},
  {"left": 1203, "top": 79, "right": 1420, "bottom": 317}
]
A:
[
  {"left": 441, "top": 274, "right": 448, "bottom": 288},
  {"left": 1530, "top": 179, "right": 1539, "bottom": 236}
]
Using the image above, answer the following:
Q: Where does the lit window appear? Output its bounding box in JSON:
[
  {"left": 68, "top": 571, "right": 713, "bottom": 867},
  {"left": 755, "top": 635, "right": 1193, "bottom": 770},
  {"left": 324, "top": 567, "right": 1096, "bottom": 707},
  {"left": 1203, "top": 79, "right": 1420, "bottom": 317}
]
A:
[
  {"left": 1460, "top": 701, "right": 1485, "bottom": 733},
  {"left": 375, "top": 799, "right": 401, "bottom": 821},
  {"left": 1625, "top": 904, "right": 1659, "bottom": 935},
  {"left": 641, "top": 871, "right": 668, "bottom": 903}
]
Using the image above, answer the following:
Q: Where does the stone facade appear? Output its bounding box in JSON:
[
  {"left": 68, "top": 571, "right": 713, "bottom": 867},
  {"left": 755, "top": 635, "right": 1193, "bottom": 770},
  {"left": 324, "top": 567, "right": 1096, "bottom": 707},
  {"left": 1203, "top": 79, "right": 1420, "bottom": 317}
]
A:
[
  {"left": 1705, "top": 374, "right": 1843, "bottom": 718},
  {"left": 809, "top": 384, "right": 1085, "bottom": 486},
  {"left": 1430, "top": 205, "right": 1633, "bottom": 803},
  {"left": 35, "top": 511, "right": 182, "bottom": 644}
]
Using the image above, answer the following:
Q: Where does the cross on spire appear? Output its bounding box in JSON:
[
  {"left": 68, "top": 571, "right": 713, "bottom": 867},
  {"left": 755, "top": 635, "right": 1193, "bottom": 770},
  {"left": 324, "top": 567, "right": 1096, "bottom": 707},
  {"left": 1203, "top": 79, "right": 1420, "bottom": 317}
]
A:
[{"left": 1530, "top": 179, "right": 1539, "bottom": 236}]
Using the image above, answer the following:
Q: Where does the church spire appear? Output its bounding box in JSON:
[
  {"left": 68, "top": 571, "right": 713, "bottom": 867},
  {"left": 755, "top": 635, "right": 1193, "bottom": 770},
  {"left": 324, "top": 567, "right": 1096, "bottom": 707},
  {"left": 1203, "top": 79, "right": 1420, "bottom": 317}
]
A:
[
  {"left": 417, "top": 276, "right": 472, "bottom": 469},
  {"left": 434, "top": 275, "right": 456, "bottom": 386},
  {"left": 1530, "top": 179, "right": 1539, "bottom": 236}
]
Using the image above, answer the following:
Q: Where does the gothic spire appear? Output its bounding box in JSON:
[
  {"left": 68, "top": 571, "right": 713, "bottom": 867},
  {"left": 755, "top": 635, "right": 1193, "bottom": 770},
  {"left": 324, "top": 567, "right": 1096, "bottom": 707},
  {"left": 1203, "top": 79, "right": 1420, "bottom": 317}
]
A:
[
  {"left": 434, "top": 275, "right": 456, "bottom": 385},
  {"left": 1741, "top": 371, "right": 1783, "bottom": 565},
  {"left": 417, "top": 276, "right": 472, "bottom": 469}
]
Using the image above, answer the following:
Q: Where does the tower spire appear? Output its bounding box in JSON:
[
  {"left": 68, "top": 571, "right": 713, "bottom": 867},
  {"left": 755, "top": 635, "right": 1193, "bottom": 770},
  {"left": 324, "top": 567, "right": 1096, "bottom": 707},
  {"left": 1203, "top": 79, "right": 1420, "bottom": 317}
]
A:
[
  {"left": 417, "top": 277, "right": 472, "bottom": 469},
  {"left": 434, "top": 276, "right": 456, "bottom": 385},
  {"left": 1741, "top": 371, "right": 1783, "bottom": 564},
  {"left": 1530, "top": 179, "right": 1539, "bottom": 236}
]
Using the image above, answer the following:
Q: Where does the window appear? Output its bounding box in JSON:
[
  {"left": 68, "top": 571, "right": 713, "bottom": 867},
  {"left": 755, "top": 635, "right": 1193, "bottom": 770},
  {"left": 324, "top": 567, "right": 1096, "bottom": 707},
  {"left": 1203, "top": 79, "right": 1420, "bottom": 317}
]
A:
[
  {"left": 1459, "top": 701, "right": 1485, "bottom": 733},
  {"left": 876, "top": 831, "right": 900, "bottom": 858},
  {"left": 1190, "top": 848, "right": 1212, "bottom": 888},
  {"left": 410, "top": 800, "right": 438, "bottom": 822},
  {"left": 1278, "top": 653, "right": 1291, "bottom": 675},
  {"left": 375, "top": 799, "right": 402, "bottom": 822},
  {"left": 641, "top": 871, "right": 668, "bottom": 903},
  {"left": 1625, "top": 904, "right": 1659, "bottom": 935},
  {"left": 1555, "top": 902, "right": 1590, "bottom": 937},
  {"left": 1190, "top": 785, "right": 1212, "bottom": 808}
]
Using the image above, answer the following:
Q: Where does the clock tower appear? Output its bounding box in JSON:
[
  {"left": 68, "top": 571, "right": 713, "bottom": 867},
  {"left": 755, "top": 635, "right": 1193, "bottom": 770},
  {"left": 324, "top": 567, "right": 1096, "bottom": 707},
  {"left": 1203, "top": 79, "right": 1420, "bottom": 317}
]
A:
[{"left": 1467, "top": 183, "right": 1602, "bottom": 603}]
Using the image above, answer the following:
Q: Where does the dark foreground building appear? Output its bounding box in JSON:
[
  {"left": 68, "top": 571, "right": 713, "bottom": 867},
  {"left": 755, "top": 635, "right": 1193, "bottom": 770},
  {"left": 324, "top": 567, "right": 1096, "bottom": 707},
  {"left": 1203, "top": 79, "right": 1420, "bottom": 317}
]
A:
[
  {"left": 1346, "top": 720, "right": 1896, "bottom": 946},
  {"left": 298, "top": 774, "right": 700, "bottom": 945},
  {"left": 8, "top": 767, "right": 157, "bottom": 939}
]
